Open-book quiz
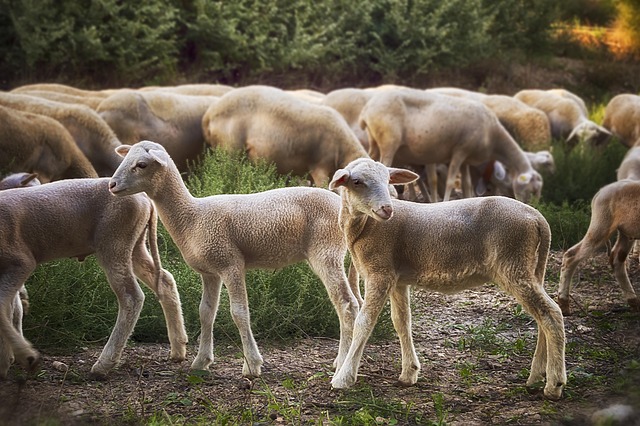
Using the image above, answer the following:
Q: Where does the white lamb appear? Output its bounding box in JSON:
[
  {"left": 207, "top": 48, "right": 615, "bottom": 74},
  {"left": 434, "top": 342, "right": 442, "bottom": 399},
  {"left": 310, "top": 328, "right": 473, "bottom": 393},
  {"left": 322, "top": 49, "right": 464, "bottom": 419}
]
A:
[
  {"left": 0, "top": 178, "right": 187, "bottom": 378},
  {"left": 603, "top": 93, "right": 640, "bottom": 148},
  {"left": 558, "top": 179, "right": 640, "bottom": 315},
  {"left": 328, "top": 158, "right": 566, "bottom": 400},
  {"left": 108, "top": 140, "right": 360, "bottom": 377}
]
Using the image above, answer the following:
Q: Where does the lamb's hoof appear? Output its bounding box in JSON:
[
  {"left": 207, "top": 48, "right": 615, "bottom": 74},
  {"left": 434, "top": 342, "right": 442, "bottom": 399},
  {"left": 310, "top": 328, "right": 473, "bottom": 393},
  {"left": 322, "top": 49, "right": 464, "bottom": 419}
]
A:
[
  {"left": 628, "top": 298, "right": 640, "bottom": 312},
  {"left": 396, "top": 379, "right": 414, "bottom": 388},
  {"left": 89, "top": 369, "right": 109, "bottom": 381},
  {"left": 543, "top": 382, "right": 564, "bottom": 401},
  {"left": 169, "top": 352, "right": 187, "bottom": 363},
  {"left": 557, "top": 298, "right": 571, "bottom": 316}
]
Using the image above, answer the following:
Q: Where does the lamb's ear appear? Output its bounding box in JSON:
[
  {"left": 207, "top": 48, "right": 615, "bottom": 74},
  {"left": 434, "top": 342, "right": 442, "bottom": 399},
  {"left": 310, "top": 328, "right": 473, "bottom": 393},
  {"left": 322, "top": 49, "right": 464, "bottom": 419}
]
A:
[
  {"left": 329, "top": 169, "right": 350, "bottom": 190},
  {"left": 388, "top": 167, "right": 419, "bottom": 185},
  {"left": 149, "top": 149, "right": 169, "bottom": 167},
  {"left": 493, "top": 161, "right": 507, "bottom": 181},
  {"left": 115, "top": 145, "right": 132, "bottom": 158},
  {"left": 20, "top": 173, "right": 39, "bottom": 186}
]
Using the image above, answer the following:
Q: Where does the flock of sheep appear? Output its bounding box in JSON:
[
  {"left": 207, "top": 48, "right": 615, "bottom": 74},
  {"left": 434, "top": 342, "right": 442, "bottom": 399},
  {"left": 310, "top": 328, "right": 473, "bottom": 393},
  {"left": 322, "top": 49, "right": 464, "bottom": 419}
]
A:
[{"left": 2, "top": 81, "right": 640, "bottom": 402}]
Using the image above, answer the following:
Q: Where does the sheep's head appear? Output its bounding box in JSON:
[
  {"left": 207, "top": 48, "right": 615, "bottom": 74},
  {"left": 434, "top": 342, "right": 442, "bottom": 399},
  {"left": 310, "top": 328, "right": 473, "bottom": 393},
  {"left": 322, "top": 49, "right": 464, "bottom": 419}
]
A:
[
  {"left": 109, "top": 140, "right": 170, "bottom": 197},
  {"left": 0, "top": 172, "right": 40, "bottom": 190},
  {"left": 567, "top": 121, "right": 612, "bottom": 148},
  {"left": 513, "top": 170, "right": 543, "bottom": 204},
  {"left": 329, "top": 158, "right": 418, "bottom": 221}
]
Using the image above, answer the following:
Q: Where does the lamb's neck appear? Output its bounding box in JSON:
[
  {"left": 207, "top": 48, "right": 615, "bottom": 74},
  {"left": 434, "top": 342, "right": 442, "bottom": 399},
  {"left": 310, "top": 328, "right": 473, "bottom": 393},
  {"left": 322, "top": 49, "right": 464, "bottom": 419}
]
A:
[
  {"left": 339, "top": 199, "right": 370, "bottom": 251},
  {"left": 147, "top": 169, "right": 199, "bottom": 236},
  {"left": 492, "top": 129, "right": 532, "bottom": 175}
]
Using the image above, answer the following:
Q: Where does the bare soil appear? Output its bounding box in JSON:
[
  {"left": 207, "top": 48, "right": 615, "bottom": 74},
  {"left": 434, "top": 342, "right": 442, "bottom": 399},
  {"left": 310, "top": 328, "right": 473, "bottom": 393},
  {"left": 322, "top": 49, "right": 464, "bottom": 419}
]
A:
[{"left": 1, "top": 250, "right": 639, "bottom": 425}]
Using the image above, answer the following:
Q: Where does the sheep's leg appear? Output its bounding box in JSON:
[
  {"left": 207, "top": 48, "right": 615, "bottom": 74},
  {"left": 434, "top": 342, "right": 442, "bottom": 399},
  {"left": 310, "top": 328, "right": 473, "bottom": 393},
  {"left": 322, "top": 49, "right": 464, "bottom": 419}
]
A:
[
  {"left": 347, "top": 263, "right": 363, "bottom": 307},
  {"left": 460, "top": 164, "right": 474, "bottom": 199},
  {"left": 191, "top": 273, "right": 222, "bottom": 371},
  {"left": 132, "top": 245, "right": 188, "bottom": 362},
  {"left": 444, "top": 154, "right": 466, "bottom": 201},
  {"left": 0, "top": 264, "right": 40, "bottom": 378},
  {"left": 510, "top": 282, "right": 566, "bottom": 400},
  {"left": 558, "top": 237, "right": 605, "bottom": 315},
  {"left": 331, "top": 276, "right": 393, "bottom": 389},
  {"left": 91, "top": 258, "right": 145, "bottom": 379},
  {"left": 425, "top": 164, "right": 439, "bottom": 203},
  {"left": 610, "top": 234, "right": 640, "bottom": 310},
  {"left": 308, "top": 255, "right": 359, "bottom": 372},
  {"left": 221, "top": 268, "right": 263, "bottom": 378},
  {"left": 389, "top": 285, "right": 420, "bottom": 386}
]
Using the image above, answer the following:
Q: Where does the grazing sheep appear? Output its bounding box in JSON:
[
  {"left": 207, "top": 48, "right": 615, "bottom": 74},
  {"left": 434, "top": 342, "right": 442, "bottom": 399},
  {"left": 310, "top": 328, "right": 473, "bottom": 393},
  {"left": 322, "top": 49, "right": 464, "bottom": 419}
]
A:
[
  {"left": 138, "top": 83, "right": 233, "bottom": 97},
  {"left": 617, "top": 146, "right": 640, "bottom": 181},
  {"left": 11, "top": 83, "right": 110, "bottom": 99},
  {"left": 322, "top": 88, "right": 375, "bottom": 151},
  {"left": 0, "top": 92, "right": 123, "bottom": 176},
  {"left": 603, "top": 93, "right": 640, "bottom": 148},
  {"left": 0, "top": 105, "right": 98, "bottom": 182},
  {"left": 0, "top": 178, "right": 188, "bottom": 379},
  {"left": 514, "top": 89, "right": 611, "bottom": 147},
  {"left": 108, "top": 140, "right": 360, "bottom": 378},
  {"left": 97, "top": 90, "right": 219, "bottom": 172},
  {"left": 426, "top": 88, "right": 553, "bottom": 151},
  {"left": 328, "top": 158, "right": 566, "bottom": 400},
  {"left": 558, "top": 179, "right": 640, "bottom": 315},
  {"left": 202, "top": 85, "right": 369, "bottom": 186},
  {"left": 9, "top": 89, "right": 105, "bottom": 110},
  {"left": 360, "top": 88, "right": 542, "bottom": 203}
]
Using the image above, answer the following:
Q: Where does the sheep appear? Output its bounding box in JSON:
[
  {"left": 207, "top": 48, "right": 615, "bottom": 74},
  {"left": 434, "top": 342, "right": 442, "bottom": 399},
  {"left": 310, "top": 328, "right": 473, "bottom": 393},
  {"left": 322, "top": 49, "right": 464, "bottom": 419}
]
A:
[
  {"left": 11, "top": 82, "right": 111, "bottom": 99},
  {"left": 0, "top": 92, "right": 123, "bottom": 176},
  {"left": 426, "top": 88, "right": 553, "bottom": 151},
  {"left": 108, "top": 140, "right": 361, "bottom": 378},
  {"left": 0, "top": 178, "right": 188, "bottom": 379},
  {"left": 327, "top": 157, "right": 567, "bottom": 400},
  {"left": 202, "top": 85, "right": 369, "bottom": 186},
  {"left": 558, "top": 179, "right": 640, "bottom": 315},
  {"left": 322, "top": 88, "right": 375, "bottom": 151},
  {"left": 138, "top": 83, "right": 234, "bottom": 97},
  {"left": 359, "top": 87, "right": 542, "bottom": 203},
  {"left": 97, "top": 90, "right": 219, "bottom": 172},
  {"left": 514, "top": 89, "right": 611, "bottom": 147},
  {"left": 0, "top": 104, "right": 98, "bottom": 182},
  {"left": 8, "top": 89, "right": 105, "bottom": 110},
  {"left": 602, "top": 93, "right": 640, "bottom": 148},
  {"left": 286, "top": 89, "right": 326, "bottom": 104}
]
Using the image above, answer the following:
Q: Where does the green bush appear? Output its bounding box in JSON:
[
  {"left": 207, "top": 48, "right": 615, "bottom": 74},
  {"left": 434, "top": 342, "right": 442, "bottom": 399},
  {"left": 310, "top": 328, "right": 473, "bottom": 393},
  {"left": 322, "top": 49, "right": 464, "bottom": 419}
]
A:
[{"left": 23, "top": 148, "right": 394, "bottom": 353}]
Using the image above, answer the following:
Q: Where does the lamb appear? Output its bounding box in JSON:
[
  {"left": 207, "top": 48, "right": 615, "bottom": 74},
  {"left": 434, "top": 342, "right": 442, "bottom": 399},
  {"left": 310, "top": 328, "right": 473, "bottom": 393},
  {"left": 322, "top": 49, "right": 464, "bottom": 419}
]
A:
[
  {"left": 108, "top": 140, "right": 360, "bottom": 378},
  {"left": 0, "top": 178, "right": 188, "bottom": 379},
  {"left": 328, "top": 158, "right": 567, "bottom": 400},
  {"left": 359, "top": 87, "right": 542, "bottom": 203},
  {"left": 617, "top": 146, "right": 640, "bottom": 181},
  {"left": 0, "top": 92, "right": 123, "bottom": 176},
  {"left": 8, "top": 89, "right": 105, "bottom": 110},
  {"left": 97, "top": 89, "right": 219, "bottom": 172},
  {"left": 514, "top": 89, "right": 611, "bottom": 147},
  {"left": 602, "top": 93, "right": 640, "bottom": 148},
  {"left": 11, "top": 82, "right": 111, "bottom": 99},
  {"left": 426, "top": 88, "right": 553, "bottom": 151},
  {"left": 558, "top": 179, "right": 640, "bottom": 315},
  {"left": 202, "top": 85, "right": 369, "bottom": 186},
  {"left": 138, "top": 83, "right": 234, "bottom": 97},
  {"left": 0, "top": 104, "right": 98, "bottom": 182}
]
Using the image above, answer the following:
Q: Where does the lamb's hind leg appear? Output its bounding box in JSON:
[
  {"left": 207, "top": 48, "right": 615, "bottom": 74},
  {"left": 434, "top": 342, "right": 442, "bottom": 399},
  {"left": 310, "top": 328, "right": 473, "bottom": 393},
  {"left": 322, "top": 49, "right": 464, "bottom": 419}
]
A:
[
  {"left": 191, "top": 273, "right": 223, "bottom": 371},
  {"left": 91, "top": 256, "right": 145, "bottom": 379},
  {"left": 390, "top": 284, "right": 420, "bottom": 386},
  {"left": 221, "top": 267, "right": 263, "bottom": 378},
  {"left": 132, "top": 244, "right": 188, "bottom": 362},
  {"left": 558, "top": 237, "right": 604, "bottom": 315},
  {"left": 0, "top": 263, "right": 40, "bottom": 378},
  {"left": 514, "top": 282, "right": 566, "bottom": 400},
  {"left": 610, "top": 234, "right": 640, "bottom": 311}
]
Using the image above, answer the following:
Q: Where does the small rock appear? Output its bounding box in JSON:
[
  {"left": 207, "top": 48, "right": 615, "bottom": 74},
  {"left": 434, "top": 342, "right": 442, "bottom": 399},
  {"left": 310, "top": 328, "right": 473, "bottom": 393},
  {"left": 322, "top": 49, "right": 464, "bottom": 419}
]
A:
[
  {"left": 591, "top": 404, "right": 637, "bottom": 425},
  {"left": 52, "top": 361, "right": 68, "bottom": 372}
]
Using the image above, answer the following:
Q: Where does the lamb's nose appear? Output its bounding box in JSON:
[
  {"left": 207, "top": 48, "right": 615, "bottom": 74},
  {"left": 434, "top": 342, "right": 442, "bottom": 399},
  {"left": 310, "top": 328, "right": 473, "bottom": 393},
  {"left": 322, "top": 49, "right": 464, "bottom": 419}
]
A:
[{"left": 109, "top": 180, "right": 116, "bottom": 190}]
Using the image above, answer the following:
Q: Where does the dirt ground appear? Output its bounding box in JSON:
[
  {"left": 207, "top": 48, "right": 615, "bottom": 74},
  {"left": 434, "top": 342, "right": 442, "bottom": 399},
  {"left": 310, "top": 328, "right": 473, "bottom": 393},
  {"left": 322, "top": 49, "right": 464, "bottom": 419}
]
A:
[{"left": 1, "top": 250, "right": 639, "bottom": 425}]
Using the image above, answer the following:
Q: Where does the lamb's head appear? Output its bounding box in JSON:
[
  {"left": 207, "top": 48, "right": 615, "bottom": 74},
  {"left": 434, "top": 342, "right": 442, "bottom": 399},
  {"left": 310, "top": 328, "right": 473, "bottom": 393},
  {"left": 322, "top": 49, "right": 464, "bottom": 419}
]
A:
[
  {"left": 329, "top": 158, "right": 418, "bottom": 221},
  {"left": 109, "top": 140, "right": 171, "bottom": 197},
  {"left": 513, "top": 170, "right": 543, "bottom": 204},
  {"left": 567, "top": 121, "right": 612, "bottom": 147}
]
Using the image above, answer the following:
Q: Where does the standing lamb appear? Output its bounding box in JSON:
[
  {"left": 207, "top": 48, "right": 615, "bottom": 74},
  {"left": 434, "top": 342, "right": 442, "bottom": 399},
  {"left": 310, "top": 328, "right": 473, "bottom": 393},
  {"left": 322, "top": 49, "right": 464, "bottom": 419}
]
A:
[
  {"left": 0, "top": 92, "right": 123, "bottom": 176},
  {"left": 202, "top": 85, "right": 369, "bottom": 186},
  {"left": 327, "top": 158, "right": 566, "bottom": 400},
  {"left": 360, "top": 88, "right": 542, "bottom": 203},
  {"left": 514, "top": 89, "right": 611, "bottom": 147},
  {"left": 108, "top": 140, "right": 360, "bottom": 377},
  {"left": 558, "top": 179, "right": 640, "bottom": 315},
  {"left": 602, "top": 93, "right": 640, "bottom": 148},
  {"left": 0, "top": 178, "right": 187, "bottom": 378},
  {"left": 97, "top": 90, "right": 219, "bottom": 172},
  {"left": 0, "top": 104, "right": 98, "bottom": 182}
]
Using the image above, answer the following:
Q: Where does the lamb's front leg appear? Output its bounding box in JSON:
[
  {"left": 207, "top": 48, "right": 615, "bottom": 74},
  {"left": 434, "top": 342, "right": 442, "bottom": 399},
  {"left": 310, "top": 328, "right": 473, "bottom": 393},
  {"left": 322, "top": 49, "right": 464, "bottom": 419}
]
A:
[
  {"left": 332, "top": 276, "right": 393, "bottom": 389},
  {"left": 223, "top": 268, "right": 263, "bottom": 378},
  {"left": 191, "top": 273, "right": 223, "bottom": 371},
  {"left": 390, "top": 285, "right": 420, "bottom": 386}
]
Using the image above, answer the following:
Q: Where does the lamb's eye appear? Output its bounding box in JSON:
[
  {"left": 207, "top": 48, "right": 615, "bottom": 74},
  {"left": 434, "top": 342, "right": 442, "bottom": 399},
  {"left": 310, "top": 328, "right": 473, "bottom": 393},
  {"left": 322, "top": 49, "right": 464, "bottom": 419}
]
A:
[
  {"left": 352, "top": 178, "right": 361, "bottom": 186},
  {"left": 136, "top": 162, "right": 147, "bottom": 169}
]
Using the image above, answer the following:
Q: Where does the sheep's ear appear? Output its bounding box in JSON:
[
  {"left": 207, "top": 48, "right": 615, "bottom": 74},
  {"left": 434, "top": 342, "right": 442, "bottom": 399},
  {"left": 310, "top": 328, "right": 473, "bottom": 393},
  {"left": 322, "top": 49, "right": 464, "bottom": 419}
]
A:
[
  {"left": 115, "top": 145, "right": 132, "bottom": 158},
  {"left": 517, "top": 173, "right": 532, "bottom": 185},
  {"left": 329, "top": 169, "right": 350, "bottom": 190},
  {"left": 388, "top": 167, "right": 419, "bottom": 185},
  {"left": 493, "top": 161, "right": 507, "bottom": 181},
  {"left": 149, "top": 149, "right": 169, "bottom": 167},
  {"left": 21, "top": 173, "right": 39, "bottom": 186}
]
